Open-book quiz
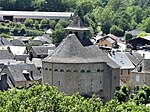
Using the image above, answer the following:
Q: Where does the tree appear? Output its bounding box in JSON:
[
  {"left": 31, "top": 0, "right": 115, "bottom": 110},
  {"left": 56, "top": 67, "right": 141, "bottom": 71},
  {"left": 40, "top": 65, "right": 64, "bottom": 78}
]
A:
[
  {"left": 52, "top": 28, "right": 65, "bottom": 45},
  {"left": 24, "top": 19, "right": 34, "bottom": 28},
  {"left": 40, "top": 18, "right": 50, "bottom": 29},
  {"left": 139, "top": 17, "right": 150, "bottom": 33},
  {"left": 110, "top": 25, "right": 124, "bottom": 36}
]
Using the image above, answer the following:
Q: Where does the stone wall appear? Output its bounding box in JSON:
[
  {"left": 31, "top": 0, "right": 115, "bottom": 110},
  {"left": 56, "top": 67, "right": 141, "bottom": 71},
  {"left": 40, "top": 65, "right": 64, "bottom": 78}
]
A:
[{"left": 42, "top": 61, "right": 120, "bottom": 101}]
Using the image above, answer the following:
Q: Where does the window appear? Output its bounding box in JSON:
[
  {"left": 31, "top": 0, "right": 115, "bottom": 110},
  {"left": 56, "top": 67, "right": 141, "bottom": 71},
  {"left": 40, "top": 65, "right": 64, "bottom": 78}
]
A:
[
  {"left": 136, "top": 75, "right": 140, "bottom": 82},
  {"left": 73, "top": 70, "right": 78, "bottom": 73},
  {"left": 128, "top": 70, "right": 130, "bottom": 74},
  {"left": 69, "top": 31, "right": 73, "bottom": 34},
  {"left": 58, "top": 81, "right": 61, "bottom": 86},
  {"left": 54, "top": 69, "right": 58, "bottom": 72},
  {"left": 83, "top": 32, "right": 86, "bottom": 38},
  {"left": 60, "top": 69, "right": 64, "bottom": 72},
  {"left": 121, "top": 70, "right": 123, "bottom": 75},
  {"left": 100, "top": 81, "right": 102, "bottom": 83},
  {"left": 66, "top": 69, "right": 71, "bottom": 72},
  {"left": 81, "top": 70, "right": 85, "bottom": 73},
  {"left": 101, "top": 70, "right": 104, "bottom": 72},
  {"left": 49, "top": 68, "right": 52, "bottom": 71},
  {"left": 45, "top": 68, "right": 48, "bottom": 70},
  {"left": 87, "top": 70, "right": 91, "bottom": 73},
  {"left": 114, "top": 76, "right": 116, "bottom": 79},
  {"left": 97, "top": 69, "right": 100, "bottom": 72}
]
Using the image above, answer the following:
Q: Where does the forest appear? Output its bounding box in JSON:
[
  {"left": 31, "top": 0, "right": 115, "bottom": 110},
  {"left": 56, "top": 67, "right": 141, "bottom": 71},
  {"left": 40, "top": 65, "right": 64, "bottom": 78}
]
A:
[
  {"left": 0, "top": 0, "right": 150, "bottom": 37},
  {"left": 0, "top": 84, "right": 150, "bottom": 111}
]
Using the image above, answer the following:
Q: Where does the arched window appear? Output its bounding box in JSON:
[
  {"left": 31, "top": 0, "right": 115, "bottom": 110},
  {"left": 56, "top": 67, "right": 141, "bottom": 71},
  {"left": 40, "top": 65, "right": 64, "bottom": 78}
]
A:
[
  {"left": 69, "top": 31, "right": 73, "bottom": 34},
  {"left": 54, "top": 69, "right": 58, "bottom": 72},
  {"left": 101, "top": 70, "right": 104, "bottom": 72},
  {"left": 73, "top": 70, "right": 78, "bottom": 73},
  {"left": 66, "top": 69, "right": 71, "bottom": 72},
  {"left": 45, "top": 68, "right": 48, "bottom": 70},
  {"left": 60, "top": 69, "right": 64, "bottom": 72},
  {"left": 87, "top": 70, "right": 91, "bottom": 73},
  {"left": 81, "top": 70, "right": 85, "bottom": 73},
  {"left": 97, "top": 69, "right": 100, "bottom": 72},
  {"left": 49, "top": 68, "right": 52, "bottom": 71}
]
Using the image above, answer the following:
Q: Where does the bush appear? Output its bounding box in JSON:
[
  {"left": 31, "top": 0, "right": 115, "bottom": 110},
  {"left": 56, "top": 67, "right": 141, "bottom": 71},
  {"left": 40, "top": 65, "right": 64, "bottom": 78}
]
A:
[
  {"left": 24, "top": 19, "right": 34, "bottom": 28},
  {"left": 125, "top": 33, "right": 133, "bottom": 41}
]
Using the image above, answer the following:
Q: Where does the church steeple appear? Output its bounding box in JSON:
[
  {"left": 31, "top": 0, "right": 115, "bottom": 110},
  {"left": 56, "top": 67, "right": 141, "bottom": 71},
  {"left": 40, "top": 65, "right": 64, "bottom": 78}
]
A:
[{"left": 65, "top": 15, "right": 92, "bottom": 46}]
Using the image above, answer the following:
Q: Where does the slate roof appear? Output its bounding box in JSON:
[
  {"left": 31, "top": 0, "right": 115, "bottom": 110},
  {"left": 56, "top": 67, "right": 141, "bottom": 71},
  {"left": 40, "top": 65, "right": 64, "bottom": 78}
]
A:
[
  {"left": 106, "top": 34, "right": 118, "bottom": 41},
  {"left": 79, "top": 38, "right": 93, "bottom": 46},
  {"left": 43, "top": 34, "right": 119, "bottom": 68},
  {"left": 106, "top": 38, "right": 115, "bottom": 44},
  {"left": 31, "top": 46, "right": 55, "bottom": 56},
  {"left": 10, "top": 39, "right": 25, "bottom": 46},
  {"left": 45, "top": 28, "right": 53, "bottom": 34},
  {"left": 0, "top": 37, "right": 12, "bottom": 46},
  {"left": 85, "top": 45, "right": 120, "bottom": 68},
  {"left": 0, "top": 50, "right": 14, "bottom": 60},
  {"left": 126, "top": 29, "right": 141, "bottom": 37},
  {"left": 7, "top": 63, "right": 41, "bottom": 82},
  {"left": 108, "top": 51, "right": 135, "bottom": 69},
  {"left": 125, "top": 52, "right": 143, "bottom": 66},
  {"left": 33, "top": 36, "right": 52, "bottom": 44},
  {"left": 65, "top": 15, "right": 89, "bottom": 31}
]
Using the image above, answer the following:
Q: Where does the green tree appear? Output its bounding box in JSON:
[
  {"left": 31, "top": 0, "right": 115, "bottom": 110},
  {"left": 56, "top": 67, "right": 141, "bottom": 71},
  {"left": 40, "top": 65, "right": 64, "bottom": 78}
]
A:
[
  {"left": 139, "top": 17, "right": 150, "bottom": 33},
  {"left": 110, "top": 25, "right": 124, "bottom": 36},
  {"left": 40, "top": 18, "right": 50, "bottom": 29},
  {"left": 24, "top": 19, "right": 34, "bottom": 28},
  {"left": 52, "top": 28, "right": 65, "bottom": 45}
]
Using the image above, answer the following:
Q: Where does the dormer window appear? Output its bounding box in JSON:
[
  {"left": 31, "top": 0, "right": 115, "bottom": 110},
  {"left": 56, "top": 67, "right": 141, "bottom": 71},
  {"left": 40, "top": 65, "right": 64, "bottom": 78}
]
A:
[{"left": 23, "top": 70, "right": 31, "bottom": 81}]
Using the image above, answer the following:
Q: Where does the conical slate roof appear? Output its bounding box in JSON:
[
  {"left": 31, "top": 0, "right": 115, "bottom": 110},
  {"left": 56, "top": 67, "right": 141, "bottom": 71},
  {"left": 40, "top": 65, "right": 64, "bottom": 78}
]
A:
[
  {"left": 43, "top": 34, "right": 120, "bottom": 68},
  {"left": 65, "top": 15, "right": 89, "bottom": 31}
]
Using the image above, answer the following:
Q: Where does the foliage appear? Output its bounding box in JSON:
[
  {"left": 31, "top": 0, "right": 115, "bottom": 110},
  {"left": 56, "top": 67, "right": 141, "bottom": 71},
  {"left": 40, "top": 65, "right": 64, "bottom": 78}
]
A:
[
  {"left": 0, "top": 0, "right": 150, "bottom": 36},
  {"left": 125, "top": 33, "right": 133, "bottom": 41},
  {"left": 24, "top": 19, "right": 34, "bottom": 28},
  {"left": 1, "top": 84, "right": 150, "bottom": 111},
  {"left": 139, "top": 17, "right": 150, "bottom": 33},
  {"left": 137, "top": 31, "right": 148, "bottom": 37},
  {"left": 110, "top": 25, "right": 124, "bottom": 37},
  {"left": 52, "top": 28, "right": 65, "bottom": 45}
]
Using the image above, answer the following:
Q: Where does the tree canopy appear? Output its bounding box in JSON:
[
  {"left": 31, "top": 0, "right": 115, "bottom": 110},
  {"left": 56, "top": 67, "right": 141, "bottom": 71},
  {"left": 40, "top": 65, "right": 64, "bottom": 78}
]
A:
[{"left": 1, "top": 84, "right": 150, "bottom": 111}]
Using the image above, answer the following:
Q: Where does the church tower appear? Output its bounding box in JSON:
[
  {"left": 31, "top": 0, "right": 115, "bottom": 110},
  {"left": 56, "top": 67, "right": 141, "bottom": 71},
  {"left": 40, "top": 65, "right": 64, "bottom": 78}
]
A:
[{"left": 65, "top": 15, "right": 93, "bottom": 46}]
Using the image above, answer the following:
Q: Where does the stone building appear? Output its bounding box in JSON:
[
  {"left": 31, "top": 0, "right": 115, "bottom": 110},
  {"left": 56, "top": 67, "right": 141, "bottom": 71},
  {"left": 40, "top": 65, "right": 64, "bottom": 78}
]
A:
[
  {"left": 108, "top": 51, "right": 135, "bottom": 85},
  {"left": 131, "top": 59, "right": 150, "bottom": 92},
  {"left": 42, "top": 34, "right": 120, "bottom": 102}
]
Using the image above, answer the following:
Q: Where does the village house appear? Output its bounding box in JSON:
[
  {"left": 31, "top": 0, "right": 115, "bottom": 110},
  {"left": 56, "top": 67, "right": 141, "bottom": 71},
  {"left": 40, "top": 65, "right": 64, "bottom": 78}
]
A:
[
  {"left": 42, "top": 34, "right": 120, "bottom": 102},
  {"left": 127, "top": 36, "right": 150, "bottom": 50},
  {"left": 0, "top": 37, "right": 12, "bottom": 46},
  {"left": 0, "top": 72, "right": 7, "bottom": 91},
  {"left": 30, "top": 45, "right": 55, "bottom": 59},
  {"left": 108, "top": 51, "right": 135, "bottom": 85},
  {"left": 131, "top": 59, "right": 150, "bottom": 92},
  {"left": 126, "top": 29, "right": 141, "bottom": 38},
  {"left": 0, "top": 62, "right": 42, "bottom": 88},
  {"left": 10, "top": 39, "right": 25, "bottom": 46},
  {"left": 96, "top": 34, "right": 118, "bottom": 48}
]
